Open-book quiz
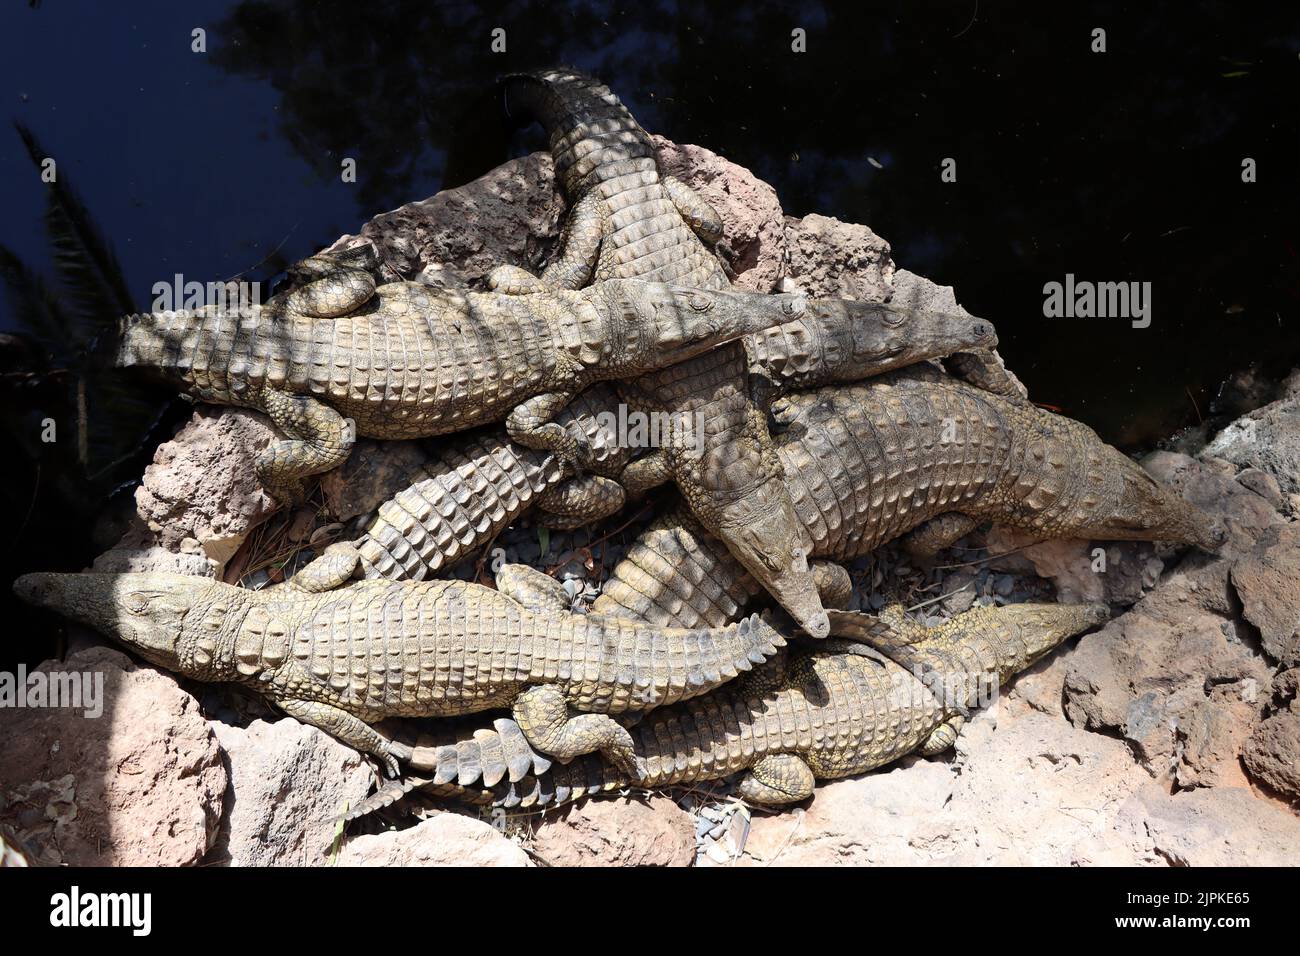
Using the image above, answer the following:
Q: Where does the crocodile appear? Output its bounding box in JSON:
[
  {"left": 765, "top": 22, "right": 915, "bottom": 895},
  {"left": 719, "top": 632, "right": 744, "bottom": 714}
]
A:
[
  {"left": 485, "top": 66, "right": 839, "bottom": 636},
  {"left": 328, "top": 299, "right": 997, "bottom": 583},
  {"left": 347, "top": 600, "right": 1110, "bottom": 816},
  {"left": 593, "top": 366, "right": 1228, "bottom": 630},
  {"left": 305, "top": 69, "right": 998, "bottom": 633},
  {"left": 12, "top": 566, "right": 788, "bottom": 776},
  {"left": 116, "top": 268, "right": 809, "bottom": 504}
]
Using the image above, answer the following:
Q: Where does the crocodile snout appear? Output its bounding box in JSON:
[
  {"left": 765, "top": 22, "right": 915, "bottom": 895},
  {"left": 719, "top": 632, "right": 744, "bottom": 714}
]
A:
[
  {"left": 1201, "top": 520, "right": 1229, "bottom": 552},
  {"left": 971, "top": 321, "right": 995, "bottom": 342}
]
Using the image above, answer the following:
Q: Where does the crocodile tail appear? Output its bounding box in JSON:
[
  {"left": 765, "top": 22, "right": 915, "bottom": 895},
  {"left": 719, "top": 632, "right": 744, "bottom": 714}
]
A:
[
  {"left": 500, "top": 68, "right": 655, "bottom": 193},
  {"left": 591, "top": 506, "right": 760, "bottom": 629},
  {"left": 345, "top": 721, "right": 628, "bottom": 824},
  {"left": 665, "top": 612, "right": 788, "bottom": 704},
  {"left": 357, "top": 432, "right": 562, "bottom": 581}
]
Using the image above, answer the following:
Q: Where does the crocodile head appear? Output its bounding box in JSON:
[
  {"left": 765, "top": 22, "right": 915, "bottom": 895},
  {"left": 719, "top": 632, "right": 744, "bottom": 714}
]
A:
[
  {"left": 810, "top": 300, "right": 999, "bottom": 381},
  {"left": 715, "top": 488, "right": 831, "bottom": 640},
  {"left": 598, "top": 281, "right": 821, "bottom": 371},
  {"left": 1057, "top": 439, "right": 1227, "bottom": 552},
  {"left": 14, "top": 571, "right": 228, "bottom": 672},
  {"left": 976, "top": 601, "right": 1111, "bottom": 679}
]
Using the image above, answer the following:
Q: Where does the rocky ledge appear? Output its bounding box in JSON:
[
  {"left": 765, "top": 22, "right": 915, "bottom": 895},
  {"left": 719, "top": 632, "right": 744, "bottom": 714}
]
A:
[{"left": 3, "top": 140, "right": 1296, "bottom": 867}]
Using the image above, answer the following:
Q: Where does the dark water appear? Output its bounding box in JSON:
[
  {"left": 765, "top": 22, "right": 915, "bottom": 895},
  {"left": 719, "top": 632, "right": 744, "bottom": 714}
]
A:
[{"left": 1, "top": 1, "right": 1297, "bottom": 666}]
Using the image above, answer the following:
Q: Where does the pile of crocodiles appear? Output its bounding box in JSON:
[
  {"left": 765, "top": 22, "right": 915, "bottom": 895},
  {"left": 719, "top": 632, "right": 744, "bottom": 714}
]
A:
[{"left": 15, "top": 69, "right": 1225, "bottom": 829}]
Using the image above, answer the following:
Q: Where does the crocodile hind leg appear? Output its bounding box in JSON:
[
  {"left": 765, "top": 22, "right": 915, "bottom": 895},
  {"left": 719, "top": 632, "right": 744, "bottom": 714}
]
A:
[
  {"left": 512, "top": 685, "right": 638, "bottom": 777},
  {"left": 534, "top": 474, "right": 625, "bottom": 530},
  {"left": 256, "top": 387, "right": 355, "bottom": 504},
  {"left": 507, "top": 391, "right": 586, "bottom": 469},
  {"left": 284, "top": 254, "right": 376, "bottom": 318},
  {"left": 275, "top": 698, "right": 412, "bottom": 777},
  {"left": 900, "top": 512, "right": 980, "bottom": 560},
  {"left": 919, "top": 715, "right": 967, "bottom": 756},
  {"left": 737, "top": 753, "right": 815, "bottom": 806}
]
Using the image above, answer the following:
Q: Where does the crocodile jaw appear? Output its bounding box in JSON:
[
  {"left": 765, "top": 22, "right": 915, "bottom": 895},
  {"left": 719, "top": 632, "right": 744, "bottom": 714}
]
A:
[{"left": 14, "top": 571, "right": 203, "bottom": 669}]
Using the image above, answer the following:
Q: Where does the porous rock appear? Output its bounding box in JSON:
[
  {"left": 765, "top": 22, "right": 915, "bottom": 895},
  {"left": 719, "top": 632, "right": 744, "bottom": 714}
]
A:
[
  {"left": 528, "top": 795, "right": 695, "bottom": 867},
  {"left": 0, "top": 646, "right": 226, "bottom": 866},
  {"left": 340, "top": 811, "right": 531, "bottom": 867},
  {"left": 210, "top": 718, "right": 373, "bottom": 866}
]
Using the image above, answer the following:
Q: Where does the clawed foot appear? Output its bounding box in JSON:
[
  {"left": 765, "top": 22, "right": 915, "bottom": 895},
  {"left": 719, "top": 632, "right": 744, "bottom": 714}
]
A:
[{"left": 381, "top": 740, "right": 413, "bottom": 778}]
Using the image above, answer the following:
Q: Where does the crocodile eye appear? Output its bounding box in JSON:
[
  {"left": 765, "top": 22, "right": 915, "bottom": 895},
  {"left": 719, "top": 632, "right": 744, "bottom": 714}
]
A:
[
  {"left": 687, "top": 293, "right": 713, "bottom": 312},
  {"left": 125, "top": 592, "right": 152, "bottom": 615},
  {"left": 881, "top": 308, "right": 906, "bottom": 328}
]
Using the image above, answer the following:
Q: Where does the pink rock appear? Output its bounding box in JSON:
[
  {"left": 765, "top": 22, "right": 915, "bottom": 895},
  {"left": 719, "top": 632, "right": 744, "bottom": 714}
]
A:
[
  {"left": 128, "top": 408, "right": 279, "bottom": 572},
  {"left": 651, "top": 135, "right": 787, "bottom": 292},
  {"left": 0, "top": 646, "right": 226, "bottom": 866},
  {"left": 783, "top": 213, "right": 894, "bottom": 300},
  {"left": 528, "top": 795, "right": 695, "bottom": 867},
  {"left": 340, "top": 812, "right": 530, "bottom": 867}
]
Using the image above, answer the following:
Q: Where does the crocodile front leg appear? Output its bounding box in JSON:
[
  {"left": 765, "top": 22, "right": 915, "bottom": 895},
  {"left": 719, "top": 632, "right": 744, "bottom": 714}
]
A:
[
  {"left": 534, "top": 474, "right": 625, "bottom": 529},
  {"left": 488, "top": 191, "right": 606, "bottom": 294},
  {"left": 811, "top": 560, "right": 853, "bottom": 610},
  {"left": 495, "top": 563, "right": 570, "bottom": 613},
  {"left": 661, "top": 175, "right": 728, "bottom": 255},
  {"left": 899, "top": 512, "right": 981, "bottom": 560},
  {"left": 512, "top": 685, "right": 638, "bottom": 777},
  {"left": 737, "top": 753, "right": 816, "bottom": 806},
  {"left": 275, "top": 698, "right": 412, "bottom": 777},
  {"left": 255, "top": 386, "right": 355, "bottom": 504}
]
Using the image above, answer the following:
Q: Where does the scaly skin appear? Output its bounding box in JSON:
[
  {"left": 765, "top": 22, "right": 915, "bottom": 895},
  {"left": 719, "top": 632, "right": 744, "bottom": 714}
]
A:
[
  {"left": 349, "top": 601, "right": 1109, "bottom": 816},
  {"left": 117, "top": 275, "right": 806, "bottom": 504},
  {"left": 12, "top": 568, "right": 787, "bottom": 776},
  {"left": 490, "top": 66, "right": 831, "bottom": 636},
  {"left": 594, "top": 366, "right": 1227, "bottom": 629},
  {"left": 319, "top": 300, "right": 996, "bottom": 582}
]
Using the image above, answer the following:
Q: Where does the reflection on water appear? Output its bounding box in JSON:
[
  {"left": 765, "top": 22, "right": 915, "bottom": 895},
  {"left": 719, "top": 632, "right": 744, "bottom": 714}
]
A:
[{"left": 1, "top": 1, "right": 1297, "bottom": 665}]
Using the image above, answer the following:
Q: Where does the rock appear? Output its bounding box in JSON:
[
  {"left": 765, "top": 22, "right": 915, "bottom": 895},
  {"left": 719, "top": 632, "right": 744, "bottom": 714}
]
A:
[
  {"left": 319, "top": 439, "right": 429, "bottom": 523},
  {"left": 1143, "top": 451, "right": 1285, "bottom": 557},
  {"left": 0, "top": 646, "right": 226, "bottom": 866},
  {"left": 326, "top": 152, "right": 566, "bottom": 288},
  {"left": 1063, "top": 563, "right": 1272, "bottom": 780},
  {"left": 743, "top": 708, "right": 1147, "bottom": 866},
  {"left": 741, "top": 757, "right": 958, "bottom": 866},
  {"left": 340, "top": 812, "right": 530, "bottom": 867},
  {"left": 130, "top": 408, "right": 280, "bottom": 572},
  {"left": 209, "top": 718, "right": 373, "bottom": 866},
  {"left": 528, "top": 795, "right": 695, "bottom": 867},
  {"left": 1243, "top": 707, "right": 1300, "bottom": 798},
  {"left": 1230, "top": 524, "right": 1300, "bottom": 666},
  {"left": 1202, "top": 387, "right": 1300, "bottom": 495},
  {"left": 984, "top": 530, "right": 1160, "bottom": 606},
  {"left": 783, "top": 213, "right": 894, "bottom": 300},
  {"left": 1120, "top": 785, "right": 1300, "bottom": 866},
  {"left": 651, "top": 135, "right": 787, "bottom": 292}
]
